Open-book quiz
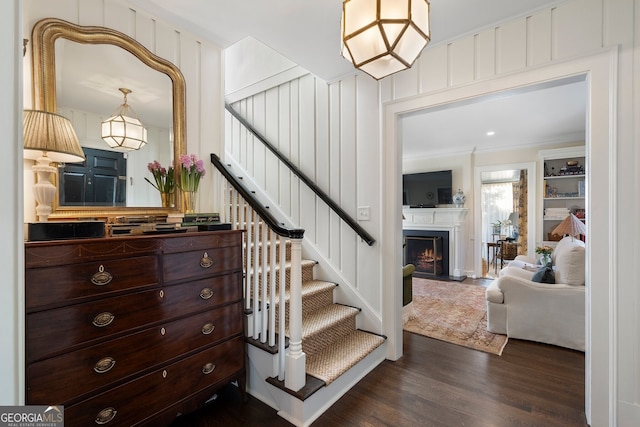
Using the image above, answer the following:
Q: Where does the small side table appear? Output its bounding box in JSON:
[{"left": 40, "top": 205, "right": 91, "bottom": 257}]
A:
[{"left": 487, "top": 242, "right": 500, "bottom": 274}]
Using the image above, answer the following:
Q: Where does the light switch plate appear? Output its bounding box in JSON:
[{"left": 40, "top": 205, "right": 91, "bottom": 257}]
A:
[{"left": 357, "top": 206, "right": 370, "bottom": 221}]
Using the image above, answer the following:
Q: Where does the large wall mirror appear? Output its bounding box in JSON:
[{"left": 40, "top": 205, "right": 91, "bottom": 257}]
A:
[{"left": 31, "top": 17, "right": 186, "bottom": 219}]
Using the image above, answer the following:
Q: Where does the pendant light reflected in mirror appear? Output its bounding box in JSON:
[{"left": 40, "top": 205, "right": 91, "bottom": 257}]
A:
[{"left": 101, "top": 88, "right": 148, "bottom": 151}]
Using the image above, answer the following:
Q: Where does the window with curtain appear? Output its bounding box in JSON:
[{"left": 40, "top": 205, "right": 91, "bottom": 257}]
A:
[{"left": 481, "top": 182, "right": 514, "bottom": 244}]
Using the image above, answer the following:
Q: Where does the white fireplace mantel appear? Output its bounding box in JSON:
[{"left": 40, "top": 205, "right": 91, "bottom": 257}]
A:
[{"left": 403, "top": 207, "right": 469, "bottom": 277}]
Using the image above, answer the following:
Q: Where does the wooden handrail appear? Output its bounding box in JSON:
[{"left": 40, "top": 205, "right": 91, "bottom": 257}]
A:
[
  {"left": 210, "top": 153, "right": 304, "bottom": 239},
  {"left": 225, "top": 103, "right": 375, "bottom": 246}
]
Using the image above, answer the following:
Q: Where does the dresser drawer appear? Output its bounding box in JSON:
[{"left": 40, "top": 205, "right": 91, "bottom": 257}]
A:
[
  {"left": 26, "top": 255, "right": 160, "bottom": 311},
  {"left": 63, "top": 336, "right": 245, "bottom": 427},
  {"left": 163, "top": 246, "right": 241, "bottom": 283},
  {"left": 27, "top": 274, "right": 243, "bottom": 362},
  {"left": 27, "top": 288, "right": 165, "bottom": 362},
  {"left": 27, "top": 303, "right": 243, "bottom": 405}
]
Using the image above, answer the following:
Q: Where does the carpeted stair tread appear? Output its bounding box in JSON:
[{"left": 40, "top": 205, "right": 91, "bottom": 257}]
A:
[
  {"left": 306, "top": 330, "right": 386, "bottom": 385},
  {"left": 274, "top": 280, "right": 337, "bottom": 306},
  {"left": 247, "top": 259, "right": 317, "bottom": 295},
  {"left": 299, "top": 304, "right": 359, "bottom": 339}
]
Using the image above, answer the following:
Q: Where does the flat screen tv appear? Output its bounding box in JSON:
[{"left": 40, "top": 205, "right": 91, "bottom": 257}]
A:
[{"left": 403, "top": 170, "right": 452, "bottom": 207}]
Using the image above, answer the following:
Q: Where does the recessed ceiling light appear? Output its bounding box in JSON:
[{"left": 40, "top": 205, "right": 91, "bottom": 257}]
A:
[{"left": 486, "top": 131, "right": 495, "bottom": 136}]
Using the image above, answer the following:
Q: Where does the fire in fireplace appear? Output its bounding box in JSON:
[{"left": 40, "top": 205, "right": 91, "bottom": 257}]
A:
[{"left": 403, "top": 230, "right": 450, "bottom": 278}]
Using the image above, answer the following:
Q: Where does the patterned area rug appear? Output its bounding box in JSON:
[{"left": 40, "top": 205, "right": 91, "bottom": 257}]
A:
[{"left": 403, "top": 278, "right": 508, "bottom": 355}]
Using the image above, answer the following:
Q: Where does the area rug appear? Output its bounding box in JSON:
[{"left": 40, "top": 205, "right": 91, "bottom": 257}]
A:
[{"left": 403, "top": 278, "right": 508, "bottom": 355}]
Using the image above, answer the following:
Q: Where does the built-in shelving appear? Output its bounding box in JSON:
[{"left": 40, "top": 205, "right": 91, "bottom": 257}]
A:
[{"left": 539, "top": 147, "right": 586, "bottom": 244}]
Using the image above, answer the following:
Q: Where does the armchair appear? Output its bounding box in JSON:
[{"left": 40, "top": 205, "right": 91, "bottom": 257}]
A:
[
  {"left": 485, "top": 236, "right": 586, "bottom": 351},
  {"left": 402, "top": 264, "right": 415, "bottom": 322}
]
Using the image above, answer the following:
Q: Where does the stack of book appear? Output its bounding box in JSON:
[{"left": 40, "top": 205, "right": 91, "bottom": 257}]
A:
[{"left": 544, "top": 207, "right": 570, "bottom": 220}]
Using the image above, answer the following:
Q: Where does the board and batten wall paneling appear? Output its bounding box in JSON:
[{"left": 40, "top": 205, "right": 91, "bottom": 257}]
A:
[
  {"left": 449, "top": 37, "right": 475, "bottom": 87},
  {"left": 315, "top": 79, "right": 331, "bottom": 256},
  {"left": 418, "top": 44, "right": 448, "bottom": 95},
  {"left": 277, "top": 84, "right": 292, "bottom": 215},
  {"left": 388, "top": 1, "right": 605, "bottom": 101},
  {"left": 355, "top": 75, "right": 381, "bottom": 302},
  {"left": 474, "top": 30, "right": 496, "bottom": 80},
  {"left": 329, "top": 82, "right": 342, "bottom": 264},
  {"left": 25, "top": 0, "right": 224, "bottom": 213},
  {"left": 226, "top": 73, "right": 384, "bottom": 319},
  {"left": 526, "top": 10, "right": 553, "bottom": 66},
  {"left": 373, "top": 0, "right": 640, "bottom": 424},
  {"left": 496, "top": 19, "right": 528, "bottom": 74}
]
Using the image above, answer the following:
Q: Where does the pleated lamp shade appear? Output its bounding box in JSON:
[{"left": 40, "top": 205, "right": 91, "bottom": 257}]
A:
[
  {"left": 551, "top": 213, "right": 586, "bottom": 237},
  {"left": 23, "top": 110, "right": 85, "bottom": 163},
  {"left": 23, "top": 110, "right": 85, "bottom": 221}
]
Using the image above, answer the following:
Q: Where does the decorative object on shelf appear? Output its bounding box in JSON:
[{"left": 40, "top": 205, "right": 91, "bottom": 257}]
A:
[
  {"left": 101, "top": 88, "right": 148, "bottom": 151},
  {"left": 551, "top": 213, "right": 586, "bottom": 240},
  {"left": 558, "top": 161, "right": 584, "bottom": 176},
  {"left": 535, "top": 245, "right": 554, "bottom": 265},
  {"left": 341, "top": 0, "right": 431, "bottom": 80},
  {"left": 178, "top": 154, "right": 206, "bottom": 213},
  {"left": 23, "top": 110, "right": 86, "bottom": 222},
  {"left": 145, "top": 160, "right": 175, "bottom": 207},
  {"left": 452, "top": 188, "right": 466, "bottom": 207}
]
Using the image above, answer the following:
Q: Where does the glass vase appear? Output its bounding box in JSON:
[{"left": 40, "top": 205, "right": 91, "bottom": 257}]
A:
[
  {"left": 541, "top": 254, "right": 552, "bottom": 265},
  {"left": 160, "top": 192, "right": 174, "bottom": 208},
  {"left": 183, "top": 190, "right": 197, "bottom": 213}
]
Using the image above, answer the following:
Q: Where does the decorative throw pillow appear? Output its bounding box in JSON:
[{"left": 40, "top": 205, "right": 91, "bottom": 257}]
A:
[{"left": 531, "top": 262, "right": 555, "bottom": 284}]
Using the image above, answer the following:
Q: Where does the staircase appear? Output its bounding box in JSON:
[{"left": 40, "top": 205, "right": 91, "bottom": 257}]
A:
[
  {"left": 212, "top": 155, "right": 386, "bottom": 426},
  {"left": 247, "top": 227, "right": 385, "bottom": 386}
]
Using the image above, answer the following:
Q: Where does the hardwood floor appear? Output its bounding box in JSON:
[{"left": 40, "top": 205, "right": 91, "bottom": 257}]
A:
[{"left": 171, "top": 332, "right": 587, "bottom": 426}]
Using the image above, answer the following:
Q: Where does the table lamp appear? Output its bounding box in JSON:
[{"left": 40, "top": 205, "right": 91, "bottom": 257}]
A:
[
  {"left": 551, "top": 213, "right": 586, "bottom": 240},
  {"left": 23, "top": 110, "right": 85, "bottom": 222}
]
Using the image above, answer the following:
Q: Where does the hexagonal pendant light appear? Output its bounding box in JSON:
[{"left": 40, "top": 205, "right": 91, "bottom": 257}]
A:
[
  {"left": 101, "top": 88, "right": 148, "bottom": 151},
  {"left": 341, "top": 0, "right": 431, "bottom": 80}
]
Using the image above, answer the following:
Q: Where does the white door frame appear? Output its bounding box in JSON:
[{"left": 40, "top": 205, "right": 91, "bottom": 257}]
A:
[
  {"left": 381, "top": 49, "right": 617, "bottom": 425},
  {"left": 473, "top": 162, "right": 537, "bottom": 277}
]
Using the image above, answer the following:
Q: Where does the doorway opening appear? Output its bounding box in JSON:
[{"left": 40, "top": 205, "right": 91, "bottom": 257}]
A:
[{"left": 480, "top": 169, "right": 528, "bottom": 277}]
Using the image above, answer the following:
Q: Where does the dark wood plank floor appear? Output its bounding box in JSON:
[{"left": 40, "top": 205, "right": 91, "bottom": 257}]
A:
[{"left": 171, "top": 333, "right": 587, "bottom": 427}]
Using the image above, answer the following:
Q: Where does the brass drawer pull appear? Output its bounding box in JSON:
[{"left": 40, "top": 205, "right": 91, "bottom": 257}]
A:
[
  {"left": 92, "top": 312, "right": 115, "bottom": 328},
  {"left": 201, "top": 323, "right": 215, "bottom": 335},
  {"left": 95, "top": 407, "right": 117, "bottom": 424},
  {"left": 202, "top": 362, "right": 216, "bottom": 375},
  {"left": 94, "top": 357, "right": 116, "bottom": 374},
  {"left": 200, "top": 252, "right": 213, "bottom": 268},
  {"left": 199, "top": 287, "right": 214, "bottom": 300},
  {"left": 91, "top": 265, "right": 113, "bottom": 286}
]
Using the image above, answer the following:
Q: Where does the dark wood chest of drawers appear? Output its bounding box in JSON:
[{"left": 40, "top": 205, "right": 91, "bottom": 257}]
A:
[{"left": 25, "top": 230, "right": 245, "bottom": 426}]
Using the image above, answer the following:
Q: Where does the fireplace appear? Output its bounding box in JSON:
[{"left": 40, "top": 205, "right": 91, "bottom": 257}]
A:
[{"left": 403, "top": 230, "right": 449, "bottom": 278}]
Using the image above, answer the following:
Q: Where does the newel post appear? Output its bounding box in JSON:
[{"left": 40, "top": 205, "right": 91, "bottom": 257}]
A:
[{"left": 285, "top": 237, "right": 306, "bottom": 391}]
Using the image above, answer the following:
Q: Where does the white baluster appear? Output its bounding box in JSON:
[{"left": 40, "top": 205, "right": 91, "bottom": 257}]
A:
[
  {"left": 252, "top": 209, "right": 261, "bottom": 340},
  {"left": 278, "top": 234, "right": 286, "bottom": 381},
  {"left": 244, "top": 205, "right": 253, "bottom": 336},
  {"left": 269, "top": 229, "right": 277, "bottom": 347},
  {"left": 261, "top": 219, "right": 268, "bottom": 343}
]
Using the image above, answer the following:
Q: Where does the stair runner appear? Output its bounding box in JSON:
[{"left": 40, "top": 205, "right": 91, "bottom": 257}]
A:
[{"left": 246, "top": 225, "right": 385, "bottom": 386}]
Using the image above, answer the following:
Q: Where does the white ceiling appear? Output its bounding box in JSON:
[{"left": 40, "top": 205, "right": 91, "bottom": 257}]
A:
[
  {"left": 58, "top": 0, "right": 586, "bottom": 157},
  {"left": 401, "top": 78, "right": 587, "bottom": 158},
  {"left": 128, "top": 0, "right": 564, "bottom": 82}
]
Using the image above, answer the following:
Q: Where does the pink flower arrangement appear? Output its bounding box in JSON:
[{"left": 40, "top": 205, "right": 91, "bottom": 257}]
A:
[
  {"left": 178, "top": 154, "right": 206, "bottom": 192},
  {"left": 145, "top": 160, "right": 175, "bottom": 193}
]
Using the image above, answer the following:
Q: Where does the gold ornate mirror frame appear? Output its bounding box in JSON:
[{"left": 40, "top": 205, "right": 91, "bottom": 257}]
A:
[{"left": 30, "top": 17, "right": 187, "bottom": 219}]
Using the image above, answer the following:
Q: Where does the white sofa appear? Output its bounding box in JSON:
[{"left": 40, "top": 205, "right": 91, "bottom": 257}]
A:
[{"left": 485, "top": 236, "right": 586, "bottom": 351}]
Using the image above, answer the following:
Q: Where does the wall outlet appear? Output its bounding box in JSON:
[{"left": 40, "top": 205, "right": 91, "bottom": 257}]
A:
[{"left": 358, "top": 206, "right": 370, "bottom": 221}]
